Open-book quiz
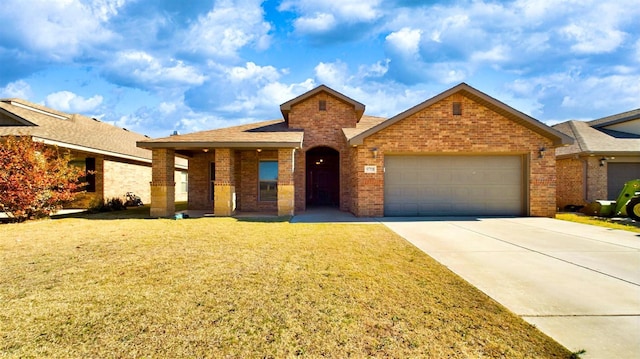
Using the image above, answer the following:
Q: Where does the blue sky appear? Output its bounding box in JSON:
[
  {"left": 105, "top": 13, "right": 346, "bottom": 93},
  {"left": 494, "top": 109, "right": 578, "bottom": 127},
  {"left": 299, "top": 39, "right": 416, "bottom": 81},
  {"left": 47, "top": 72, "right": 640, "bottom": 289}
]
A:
[{"left": 0, "top": 0, "right": 638, "bottom": 138}]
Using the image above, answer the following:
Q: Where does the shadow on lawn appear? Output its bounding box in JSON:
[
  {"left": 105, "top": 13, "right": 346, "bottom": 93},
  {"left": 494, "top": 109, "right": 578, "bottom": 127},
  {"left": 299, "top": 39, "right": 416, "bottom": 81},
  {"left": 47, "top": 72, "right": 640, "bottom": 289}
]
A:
[
  {"left": 53, "top": 203, "right": 293, "bottom": 222},
  {"left": 53, "top": 205, "right": 157, "bottom": 220}
]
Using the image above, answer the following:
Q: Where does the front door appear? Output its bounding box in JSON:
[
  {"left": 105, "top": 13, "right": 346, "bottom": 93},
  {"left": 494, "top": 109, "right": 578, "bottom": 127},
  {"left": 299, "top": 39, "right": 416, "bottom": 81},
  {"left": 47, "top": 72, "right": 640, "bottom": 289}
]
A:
[{"left": 306, "top": 147, "right": 339, "bottom": 207}]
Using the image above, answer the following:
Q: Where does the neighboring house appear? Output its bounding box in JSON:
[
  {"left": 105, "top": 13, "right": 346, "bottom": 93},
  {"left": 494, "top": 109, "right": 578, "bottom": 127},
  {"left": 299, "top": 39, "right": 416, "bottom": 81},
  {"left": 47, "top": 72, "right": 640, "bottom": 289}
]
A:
[
  {"left": 138, "top": 83, "right": 572, "bottom": 218},
  {"left": 554, "top": 109, "right": 640, "bottom": 209},
  {"left": 0, "top": 98, "right": 188, "bottom": 208}
]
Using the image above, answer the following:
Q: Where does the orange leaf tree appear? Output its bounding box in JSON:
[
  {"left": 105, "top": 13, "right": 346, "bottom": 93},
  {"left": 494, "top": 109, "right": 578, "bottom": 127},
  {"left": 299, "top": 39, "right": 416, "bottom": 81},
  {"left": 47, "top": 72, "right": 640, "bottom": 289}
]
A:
[{"left": 0, "top": 136, "right": 85, "bottom": 222}]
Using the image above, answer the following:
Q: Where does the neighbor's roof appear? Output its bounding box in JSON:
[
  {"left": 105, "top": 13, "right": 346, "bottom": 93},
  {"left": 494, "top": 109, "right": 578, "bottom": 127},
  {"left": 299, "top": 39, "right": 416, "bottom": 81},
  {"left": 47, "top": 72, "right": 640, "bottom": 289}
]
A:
[
  {"left": 0, "top": 98, "right": 153, "bottom": 162},
  {"left": 347, "top": 83, "right": 574, "bottom": 147},
  {"left": 138, "top": 119, "right": 304, "bottom": 150},
  {"left": 554, "top": 109, "right": 640, "bottom": 157},
  {"left": 587, "top": 108, "right": 640, "bottom": 128}
]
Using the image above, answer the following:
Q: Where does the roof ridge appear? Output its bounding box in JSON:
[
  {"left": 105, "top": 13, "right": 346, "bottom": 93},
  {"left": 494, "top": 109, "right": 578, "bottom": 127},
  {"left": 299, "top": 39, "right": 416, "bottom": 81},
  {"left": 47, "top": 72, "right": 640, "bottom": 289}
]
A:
[
  {"left": 567, "top": 121, "right": 588, "bottom": 152},
  {"left": 588, "top": 108, "right": 640, "bottom": 127}
]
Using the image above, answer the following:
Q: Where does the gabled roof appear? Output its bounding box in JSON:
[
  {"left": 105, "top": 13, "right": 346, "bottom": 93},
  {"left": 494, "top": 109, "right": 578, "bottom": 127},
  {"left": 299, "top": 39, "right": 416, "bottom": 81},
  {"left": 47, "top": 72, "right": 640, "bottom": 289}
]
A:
[
  {"left": 0, "top": 98, "right": 153, "bottom": 162},
  {"left": 138, "top": 119, "right": 304, "bottom": 150},
  {"left": 588, "top": 108, "right": 640, "bottom": 128},
  {"left": 347, "top": 83, "right": 573, "bottom": 146},
  {"left": 280, "top": 85, "right": 365, "bottom": 121},
  {"left": 554, "top": 109, "right": 640, "bottom": 157}
]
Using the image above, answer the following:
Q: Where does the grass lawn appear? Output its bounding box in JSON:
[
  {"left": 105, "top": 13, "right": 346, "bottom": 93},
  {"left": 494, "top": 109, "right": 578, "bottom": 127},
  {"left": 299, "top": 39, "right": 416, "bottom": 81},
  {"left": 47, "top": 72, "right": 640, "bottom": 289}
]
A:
[
  {"left": 1, "top": 210, "right": 573, "bottom": 358},
  {"left": 556, "top": 213, "right": 640, "bottom": 233}
]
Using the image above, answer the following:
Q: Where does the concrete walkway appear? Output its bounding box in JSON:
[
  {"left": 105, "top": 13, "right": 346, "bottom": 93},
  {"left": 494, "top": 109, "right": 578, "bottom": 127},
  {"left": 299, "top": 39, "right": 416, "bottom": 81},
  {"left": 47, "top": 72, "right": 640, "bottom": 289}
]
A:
[{"left": 383, "top": 217, "right": 640, "bottom": 359}]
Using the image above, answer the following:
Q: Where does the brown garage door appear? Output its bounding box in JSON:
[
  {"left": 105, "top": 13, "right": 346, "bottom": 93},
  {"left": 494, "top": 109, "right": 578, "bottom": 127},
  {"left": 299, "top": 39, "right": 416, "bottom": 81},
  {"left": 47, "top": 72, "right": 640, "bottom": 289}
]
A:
[
  {"left": 384, "top": 155, "right": 524, "bottom": 216},
  {"left": 608, "top": 163, "right": 640, "bottom": 198}
]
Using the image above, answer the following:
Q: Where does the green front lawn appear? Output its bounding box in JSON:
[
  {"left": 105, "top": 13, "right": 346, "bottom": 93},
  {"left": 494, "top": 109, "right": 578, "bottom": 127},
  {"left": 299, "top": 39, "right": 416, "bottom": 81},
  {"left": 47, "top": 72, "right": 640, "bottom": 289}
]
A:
[{"left": 1, "top": 214, "right": 572, "bottom": 358}]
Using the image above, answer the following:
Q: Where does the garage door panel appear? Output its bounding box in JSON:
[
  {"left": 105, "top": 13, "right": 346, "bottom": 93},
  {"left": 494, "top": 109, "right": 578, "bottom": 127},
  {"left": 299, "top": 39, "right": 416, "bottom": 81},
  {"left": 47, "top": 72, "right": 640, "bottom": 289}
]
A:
[
  {"left": 384, "top": 155, "right": 523, "bottom": 216},
  {"left": 608, "top": 163, "right": 640, "bottom": 199}
]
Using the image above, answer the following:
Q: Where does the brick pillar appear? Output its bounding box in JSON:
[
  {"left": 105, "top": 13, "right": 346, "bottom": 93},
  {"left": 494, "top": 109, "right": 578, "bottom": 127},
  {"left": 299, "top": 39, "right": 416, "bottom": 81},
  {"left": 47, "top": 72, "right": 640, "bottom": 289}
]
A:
[
  {"left": 278, "top": 148, "right": 295, "bottom": 216},
  {"left": 150, "top": 148, "right": 175, "bottom": 217},
  {"left": 214, "top": 148, "right": 236, "bottom": 216}
]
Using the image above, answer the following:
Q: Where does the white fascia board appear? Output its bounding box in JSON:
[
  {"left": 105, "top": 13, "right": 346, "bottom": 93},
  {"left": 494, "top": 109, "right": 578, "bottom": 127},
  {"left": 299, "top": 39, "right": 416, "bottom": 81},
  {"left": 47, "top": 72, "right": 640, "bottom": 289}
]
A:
[
  {"left": 34, "top": 137, "right": 189, "bottom": 170},
  {"left": 35, "top": 137, "right": 151, "bottom": 164},
  {"left": 9, "top": 101, "right": 68, "bottom": 120}
]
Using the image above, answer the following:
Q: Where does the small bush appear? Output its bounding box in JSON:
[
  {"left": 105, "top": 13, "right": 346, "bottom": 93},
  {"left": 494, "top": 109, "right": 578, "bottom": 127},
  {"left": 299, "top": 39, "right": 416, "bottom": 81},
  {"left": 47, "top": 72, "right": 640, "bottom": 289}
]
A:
[
  {"left": 0, "top": 136, "right": 85, "bottom": 222},
  {"left": 89, "top": 197, "right": 127, "bottom": 213}
]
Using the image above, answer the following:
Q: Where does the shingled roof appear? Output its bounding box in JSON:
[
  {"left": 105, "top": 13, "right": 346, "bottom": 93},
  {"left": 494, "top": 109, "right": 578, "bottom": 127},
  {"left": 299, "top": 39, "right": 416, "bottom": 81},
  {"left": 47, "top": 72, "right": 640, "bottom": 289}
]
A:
[
  {"left": 0, "top": 98, "right": 153, "bottom": 162},
  {"left": 553, "top": 109, "right": 640, "bottom": 157},
  {"left": 138, "top": 119, "right": 304, "bottom": 150}
]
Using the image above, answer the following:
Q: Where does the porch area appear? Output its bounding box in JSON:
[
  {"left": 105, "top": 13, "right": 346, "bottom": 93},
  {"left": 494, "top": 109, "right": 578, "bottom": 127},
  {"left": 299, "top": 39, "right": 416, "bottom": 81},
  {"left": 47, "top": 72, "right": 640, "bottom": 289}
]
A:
[{"left": 147, "top": 147, "right": 297, "bottom": 218}]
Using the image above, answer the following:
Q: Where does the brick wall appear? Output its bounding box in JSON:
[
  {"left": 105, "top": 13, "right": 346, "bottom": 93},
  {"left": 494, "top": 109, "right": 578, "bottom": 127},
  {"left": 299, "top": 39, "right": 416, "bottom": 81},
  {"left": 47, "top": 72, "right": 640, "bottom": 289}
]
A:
[
  {"left": 103, "top": 158, "right": 152, "bottom": 203},
  {"left": 555, "top": 156, "right": 606, "bottom": 208},
  {"left": 288, "top": 92, "right": 358, "bottom": 212},
  {"left": 150, "top": 148, "right": 175, "bottom": 217},
  {"left": 239, "top": 150, "right": 278, "bottom": 212},
  {"left": 586, "top": 156, "right": 607, "bottom": 202},
  {"left": 278, "top": 148, "right": 295, "bottom": 215},
  {"left": 556, "top": 158, "right": 585, "bottom": 209},
  {"left": 188, "top": 152, "right": 215, "bottom": 210},
  {"left": 354, "top": 93, "right": 556, "bottom": 217},
  {"left": 213, "top": 148, "right": 236, "bottom": 215}
]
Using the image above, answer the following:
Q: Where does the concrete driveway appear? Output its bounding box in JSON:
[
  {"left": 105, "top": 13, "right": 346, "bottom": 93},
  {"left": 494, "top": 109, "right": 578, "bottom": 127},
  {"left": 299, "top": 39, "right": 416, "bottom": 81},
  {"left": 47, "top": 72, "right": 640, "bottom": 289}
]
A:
[{"left": 383, "top": 217, "right": 640, "bottom": 359}]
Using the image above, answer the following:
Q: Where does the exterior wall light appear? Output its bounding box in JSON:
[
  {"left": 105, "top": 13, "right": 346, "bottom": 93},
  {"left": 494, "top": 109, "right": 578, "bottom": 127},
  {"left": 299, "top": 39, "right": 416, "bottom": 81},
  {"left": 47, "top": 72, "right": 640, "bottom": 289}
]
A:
[
  {"left": 371, "top": 147, "right": 378, "bottom": 159},
  {"left": 599, "top": 157, "right": 607, "bottom": 167},
  {"left": 538, "top": 147, "right": 546, "bottom": 159}
]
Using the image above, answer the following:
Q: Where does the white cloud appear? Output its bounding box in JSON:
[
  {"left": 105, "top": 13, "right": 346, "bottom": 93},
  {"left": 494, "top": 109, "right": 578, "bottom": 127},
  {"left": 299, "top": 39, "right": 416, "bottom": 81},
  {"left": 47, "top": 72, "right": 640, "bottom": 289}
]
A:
[
  {"left": 108, "top": 51, "right": 206, "bottom": 88},
  {"left": 0, "top": 80, "right": 32, "bottom": 99},
  {"left": 227, "top": 62, "right": 281, "bottom": 83},
  {"left": 158, "top": 102, "right": 177, "bottom": 115},
  {"left": 280, "top": 0, "right": 382, "bottom": 34},
  {"left": 257, "top": 80, "right": 316, "bottom": 107},
  {"left": 505, "top": 68, "right": 640, "bottom": 121},
  {"left": 429, "top": 63, "right": 468, "bottom": 84},
  {"left": 385, "top": 28, "right": 422, "bottom": 59},
  {"left": 560, "top": 24, "right": 626, "bottom": 54},
  {"left": 293, "top": 13, "right": 336, "bottom": 33},
  {"left": 315, "top": 61, "right": 349, "bottom": 87},
  {"left": 357, "top": 60, "right": 389, "bottom": 79},
  {"left": 0, "top": 0, "right": 125, "bottom": 60},
  {"left": 44, "top": 91, "right": 103, "bottom": 113},
  {"left": 184, "top": 0, "right": 271, "bottom": 58},
  {"left": 470, "top": 45, "right": 510, "bottom": 63}
]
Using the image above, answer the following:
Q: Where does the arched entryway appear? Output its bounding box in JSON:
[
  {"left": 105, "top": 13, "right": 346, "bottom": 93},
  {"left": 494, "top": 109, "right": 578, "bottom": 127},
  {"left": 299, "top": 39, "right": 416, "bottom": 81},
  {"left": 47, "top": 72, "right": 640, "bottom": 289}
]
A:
[{"left": 306, "top": 146, "right": 340, "bottom": 207}]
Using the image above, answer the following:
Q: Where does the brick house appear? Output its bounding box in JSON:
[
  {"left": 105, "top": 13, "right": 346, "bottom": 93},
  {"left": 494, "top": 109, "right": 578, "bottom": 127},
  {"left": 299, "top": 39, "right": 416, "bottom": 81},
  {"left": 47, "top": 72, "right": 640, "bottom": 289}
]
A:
[
  {"left": 0, "top": 98, "right": 188, "bottom": 208},
  {"left": 554, "top": 109, "right": 640, "bottom": 209},
  {"left": 138, "top": 83, "right": 572, "bottom": 218}
]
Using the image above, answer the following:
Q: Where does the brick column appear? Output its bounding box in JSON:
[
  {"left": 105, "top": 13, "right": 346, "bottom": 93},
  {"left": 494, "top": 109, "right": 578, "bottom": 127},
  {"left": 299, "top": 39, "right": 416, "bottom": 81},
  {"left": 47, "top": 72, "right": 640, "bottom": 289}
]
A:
[
  {"left": 278, "top": 148, "right": 295, "bottom": 216},
  {"left": 214, "top": 148, "right": 236, "bottom": 216},
  {"left": 150, "top": 148, "right": 175, "bottom": 217}
]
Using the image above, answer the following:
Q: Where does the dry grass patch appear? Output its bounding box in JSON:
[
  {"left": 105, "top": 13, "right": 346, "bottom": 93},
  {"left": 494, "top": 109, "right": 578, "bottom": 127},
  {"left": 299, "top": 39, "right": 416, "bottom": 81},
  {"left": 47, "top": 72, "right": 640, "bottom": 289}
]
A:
[
  {"left": 556, "top": 213, "right": 640, "bottom": 233},
  {"left": 1, "top": 216, "right": 572, "bottom": 358}
]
